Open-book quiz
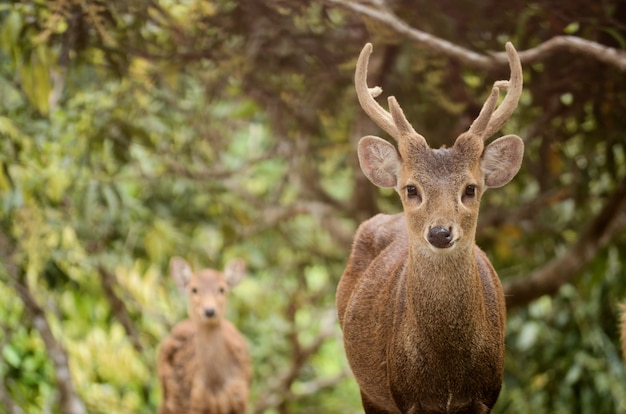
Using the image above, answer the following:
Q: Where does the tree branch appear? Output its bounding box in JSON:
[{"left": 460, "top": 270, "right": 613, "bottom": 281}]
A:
[
  {"left": 252, "top": 308, "right": 343, "bottom": 414},
  {"left": 14, "top": 282, "right": 87, "bottom": 414},
  {"left": 322, "top": 0, "right": 626, "bottom": 71},
  {"left": 97, "top": 266, "right": 144, "bottom": 354},
  {"left": 0, "top": 231, "right": 86, "bottom": 414},
  {"left": 503, "top": 174, "right": 626, "bottom": 309}
]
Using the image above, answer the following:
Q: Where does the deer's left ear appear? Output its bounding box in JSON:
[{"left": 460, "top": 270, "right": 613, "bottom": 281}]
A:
[
  {"left": 482, "top": 135, "right": 524, "bottom": 188},
  {"left": 224, "top": 259, "right": 246, "bottom": 288}
]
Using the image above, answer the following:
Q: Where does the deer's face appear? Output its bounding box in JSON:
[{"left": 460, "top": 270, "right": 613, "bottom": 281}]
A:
[
  {"left": 169, "top": 257, "right": 246, "bottom": 328},
  {"left": 397, "top": 134, "right": 484, "bottom": 253},
  {"left": 354, "top": 41, "right": 524, "bottom": 254},
  {"left": 186, "top": 270, "right": 229, "bottom": 326}
]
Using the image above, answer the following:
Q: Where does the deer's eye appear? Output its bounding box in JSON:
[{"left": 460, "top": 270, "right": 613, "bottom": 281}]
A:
[
  {"left": 406, "top": 185, "right": 420, "bottom": 199},
  {"left": 191, "top": 287, "right": 198, "bottom": 294},
  {"left": 218, "top": 287, "right": 225, "bottom": 294},
  {"left": 464, "top": 185, "right": 477, "bottom": 197}
]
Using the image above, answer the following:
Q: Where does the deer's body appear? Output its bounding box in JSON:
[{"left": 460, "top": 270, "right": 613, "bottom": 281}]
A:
[
  {"left": 337, "top": 43, "right": 524, "bottom": 413},
  {"left": 158, "top": 258, "right": 251, "bottom": 414},
  {"left": 339, "top": 214, "right": 505, "bottom": 413}
]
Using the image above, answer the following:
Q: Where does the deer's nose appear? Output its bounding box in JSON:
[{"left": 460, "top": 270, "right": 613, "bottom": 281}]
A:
[
  {"left": 427, "top": 226, "right": 453, "bottom": 249},
  {"left": 203, "top": 308, "right": 216, "bottom": 318}
]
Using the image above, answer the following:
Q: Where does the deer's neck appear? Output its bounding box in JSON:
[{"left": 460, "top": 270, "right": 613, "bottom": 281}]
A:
[
  {"left": 195, "top": 322, "right": 230, "bottom": 387},
  {"left": 405, "top": 245, "right": 487, "bottom": 335}
]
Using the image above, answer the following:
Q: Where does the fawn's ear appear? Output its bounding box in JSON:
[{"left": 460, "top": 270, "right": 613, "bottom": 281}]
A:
[
  {"left": 358, "top": 136, "right": 401, "bottom": 188},
  {"left": 482, "top": 135, "right": 524, "bottom": 188},
  {"left": 224, "top": 259, "right": 246, "bottom": 288},
  {"left": 170, "top": 257, "right": 193, "bottom": 290}
]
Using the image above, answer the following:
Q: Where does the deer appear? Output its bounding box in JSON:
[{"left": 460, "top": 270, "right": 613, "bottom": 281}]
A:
[
  {"left": 336, "top": 42, "right": 524, "bottom": 414},
  {"left": 157, "top": 257, "right": 252, "bottom": 414}
]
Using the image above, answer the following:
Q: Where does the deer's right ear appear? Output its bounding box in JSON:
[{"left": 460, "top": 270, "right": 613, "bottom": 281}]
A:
[
  {"left": 170, "top": 257, "right": 193, "bottom": 290},
  {"left": 357, "top": 136, "right": 401, "bottom": 188}
]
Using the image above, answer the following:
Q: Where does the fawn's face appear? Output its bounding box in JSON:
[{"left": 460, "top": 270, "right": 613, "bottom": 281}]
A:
[
  {"left": 186, "top": 270, "right": 230, "bottom": 326},
  {"left": 169, "top": 257, "right": 246, "bottom": 327}
]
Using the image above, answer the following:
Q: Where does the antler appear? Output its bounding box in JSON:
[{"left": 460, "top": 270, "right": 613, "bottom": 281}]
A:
[
  {"left": 355, "top": 43, "right": 427, "bottom": 147},
  {"left": 468, "top": 42, "right": 523, "bottom": 139}
]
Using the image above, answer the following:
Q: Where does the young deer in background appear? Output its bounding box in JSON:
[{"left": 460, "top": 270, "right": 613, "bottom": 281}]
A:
[
  {"left": 336, "top": 43, "right": 524, "bottom": 413},
  {"left": 158, "top": 257, "right": 252, "bottom": 414}
]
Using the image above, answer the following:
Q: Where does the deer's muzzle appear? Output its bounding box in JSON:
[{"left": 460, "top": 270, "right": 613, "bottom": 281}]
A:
[{"left": 427, "top": 226, "right": 454, "bottom": 249}]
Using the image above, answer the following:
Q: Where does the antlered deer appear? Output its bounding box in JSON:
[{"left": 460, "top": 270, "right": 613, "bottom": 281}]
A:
[
  {"left": 337, "top": 43, "right": 524, "bottom": 413},
  {"left": 158, "top": 257, "right": 252, "bottom": 414}
]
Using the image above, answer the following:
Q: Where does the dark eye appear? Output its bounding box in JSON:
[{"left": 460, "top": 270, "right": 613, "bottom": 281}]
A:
[
  {"left": 191, "top": 287, "right": 198, "bottom": 294},
  {"left": 406, "top": 185, "right": 420, "bottom": 199},
  {"left": 464, "top": 185, "right": 477, "bottom": 197},
  {"left": 219, "top": 287, "right": 225, "bottom": 294}
]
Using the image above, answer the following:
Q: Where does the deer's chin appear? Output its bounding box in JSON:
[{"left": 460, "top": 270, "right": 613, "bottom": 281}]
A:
[
  {"left": 426, "top": 239, "right": 458, "bottom": 253},
  {"left": 197, "top": 318, "right": 220, "bottom": 328},
  {"left": 194, "top": 312, "right": 220, "bottom": 325}
]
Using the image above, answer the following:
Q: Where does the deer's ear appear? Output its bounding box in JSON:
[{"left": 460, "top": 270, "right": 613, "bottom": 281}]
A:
[
  {"left": 357, "top": 136, "right": 401, "bottom": 188},
  {"left": 170, "top": 257, "right": 193, "bottom": 290},
  {"left": 482, "top": 135, "right": 524, "bottom": 188},
  {"left": 224, "top": 259, "right": 246, "bottom": 288}
]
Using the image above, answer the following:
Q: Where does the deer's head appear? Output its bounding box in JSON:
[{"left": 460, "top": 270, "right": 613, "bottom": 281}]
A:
[
  {"left": 355, "top": 43, "right": 524, "bottom": 255},
  {"left": 170, "top": 257, "right": 246, "bottom": 326}
]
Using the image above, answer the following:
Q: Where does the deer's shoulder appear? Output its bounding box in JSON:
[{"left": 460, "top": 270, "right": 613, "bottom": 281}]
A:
[{"left": 355, "top": 213, "right": 407, "bottom": 250}]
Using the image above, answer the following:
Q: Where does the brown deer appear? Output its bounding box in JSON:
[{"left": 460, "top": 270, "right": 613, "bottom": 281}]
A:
[
  {"left": 336, "top": 42, "right": 524, "bottom": 413},
  {"left": 158, "top": 257, "right": 252, "bottom": 414}
]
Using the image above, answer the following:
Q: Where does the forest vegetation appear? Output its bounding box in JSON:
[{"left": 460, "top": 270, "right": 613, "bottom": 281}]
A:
[{"left": 0, "top": 1, "right": 626, "bottom": 413}]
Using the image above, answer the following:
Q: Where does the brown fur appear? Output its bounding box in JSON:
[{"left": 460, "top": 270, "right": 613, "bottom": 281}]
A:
[
  {"left": 338, "top": 43, "right": 524, "bottom": 414},
  {"left": 158, "top": 258, "right": 252, "bottom": 414},
  {"left": 338, "top": 213, "right": 506, "bottom": 413},
  {"left": 619, "top": 304, "right": 626, "bottom": 361}
]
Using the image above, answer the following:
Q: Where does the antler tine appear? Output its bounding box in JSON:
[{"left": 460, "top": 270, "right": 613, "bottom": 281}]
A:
[
  {"left": 468, "top": 42, "right": 523, "bottom": 140},
  {"left": 355, "top": 43, "right": 397, "bottom": 137},
  {"left": 355, "top": 43, "right": 424, "bottom": 145},
  {"left": 468, "top": 87, "right": 499, "bottom": 137}
]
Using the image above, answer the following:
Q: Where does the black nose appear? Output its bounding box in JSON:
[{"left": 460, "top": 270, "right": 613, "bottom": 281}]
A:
[
  {"left": 427, "top": 226, "right": 453, "bottom": 248},
  {"left": 204, "top": 308, "right": 216, "bottom": 318}
]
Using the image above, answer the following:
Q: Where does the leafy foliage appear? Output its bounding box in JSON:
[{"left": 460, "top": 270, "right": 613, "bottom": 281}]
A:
[{"left": 0, "top": 1, "right": 625, "bottom": 413}]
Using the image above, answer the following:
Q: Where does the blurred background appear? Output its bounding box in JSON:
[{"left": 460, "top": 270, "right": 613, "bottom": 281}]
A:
[{"left": 0, "top": 0, "right": 625, "bottom": 413}]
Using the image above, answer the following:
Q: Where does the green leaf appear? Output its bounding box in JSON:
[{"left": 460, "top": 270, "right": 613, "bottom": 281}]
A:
[
  {"left": 2, "top": 344, "right": 21, "bottom": 368},
  {"left": 1, "top": 10, "right": 23, "bottom": 47},
  {"left": 564, "top": 22, "right": 579, "bottom": 34}
]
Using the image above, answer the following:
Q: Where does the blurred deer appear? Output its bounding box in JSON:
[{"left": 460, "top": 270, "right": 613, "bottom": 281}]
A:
[
  {"left": 336, "top": 42, "right": 524, "bottom": 413},
  {"left": 158, "top": 257, "right": 251, "bottom": 414}
]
